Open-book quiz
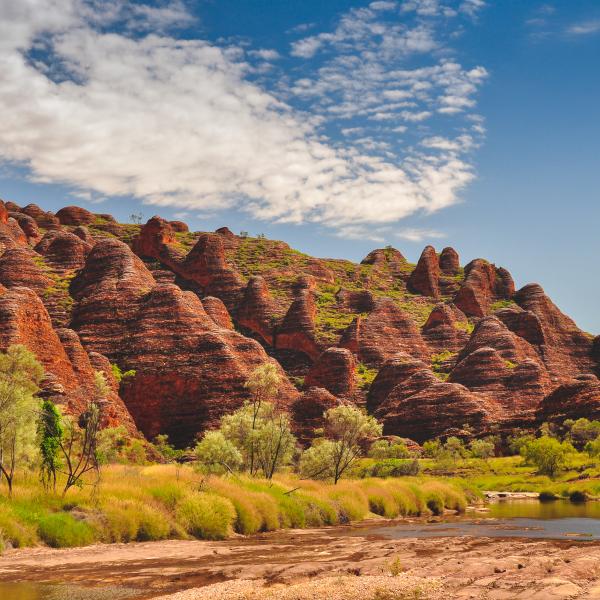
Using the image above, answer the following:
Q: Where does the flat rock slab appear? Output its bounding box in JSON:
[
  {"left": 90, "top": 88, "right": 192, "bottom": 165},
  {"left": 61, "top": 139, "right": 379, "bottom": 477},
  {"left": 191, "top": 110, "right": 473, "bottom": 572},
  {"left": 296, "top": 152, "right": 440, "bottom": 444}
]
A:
[{"left": 1, "top": 529, "right": 600, "bottom": 598}]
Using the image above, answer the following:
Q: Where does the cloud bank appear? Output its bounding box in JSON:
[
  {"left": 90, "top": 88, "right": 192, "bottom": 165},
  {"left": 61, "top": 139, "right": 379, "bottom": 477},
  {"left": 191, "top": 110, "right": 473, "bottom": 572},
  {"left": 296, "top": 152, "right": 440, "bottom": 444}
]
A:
[{"left": 0, "top": 0, "right": 487, "bottom": 235}]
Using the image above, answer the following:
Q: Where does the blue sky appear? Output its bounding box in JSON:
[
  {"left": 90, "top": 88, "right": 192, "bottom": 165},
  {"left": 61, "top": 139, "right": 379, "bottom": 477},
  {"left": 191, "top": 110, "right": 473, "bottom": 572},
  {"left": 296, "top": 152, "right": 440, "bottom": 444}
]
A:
[{"left": 0, "top": 0, "right": 598, "bottom": 332}]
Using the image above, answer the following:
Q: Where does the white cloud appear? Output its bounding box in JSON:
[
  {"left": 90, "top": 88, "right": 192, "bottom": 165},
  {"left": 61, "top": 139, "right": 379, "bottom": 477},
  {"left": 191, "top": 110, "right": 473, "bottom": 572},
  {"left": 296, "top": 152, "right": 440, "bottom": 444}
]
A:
[
  {"left": 459, "top": 0, "right": 485, "bottom": 18},
  {"left": 395, "top": 227, "right": 445, "bottom": 242},
  {"left": 421, "top": 135, "right": 474, "bottom": 151},
  {"left": 249, "top": 48, "right": 281, "bottom": 60},
  {"left": 0, "top": 0, "right": 485, "bottom": 234},
  {"left": 567, "top": 20, "right": 600, "bottom": 35}
]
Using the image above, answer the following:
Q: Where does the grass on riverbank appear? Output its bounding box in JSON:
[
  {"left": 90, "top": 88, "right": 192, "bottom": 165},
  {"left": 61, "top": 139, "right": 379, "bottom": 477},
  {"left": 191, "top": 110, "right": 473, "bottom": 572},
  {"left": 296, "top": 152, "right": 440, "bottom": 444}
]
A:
[
  {"left": 0, "top": 465, "right": 476, "bottom": 553},
  {"left": 417, "top": 455, "right": 600, "bottom": 498}
]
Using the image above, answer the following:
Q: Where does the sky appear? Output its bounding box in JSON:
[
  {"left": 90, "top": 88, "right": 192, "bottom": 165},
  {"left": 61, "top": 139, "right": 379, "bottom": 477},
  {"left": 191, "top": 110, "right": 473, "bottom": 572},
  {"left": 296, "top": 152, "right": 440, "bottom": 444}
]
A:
[{"left": 0, "top": 0, "right": 598, "bottom": 332}]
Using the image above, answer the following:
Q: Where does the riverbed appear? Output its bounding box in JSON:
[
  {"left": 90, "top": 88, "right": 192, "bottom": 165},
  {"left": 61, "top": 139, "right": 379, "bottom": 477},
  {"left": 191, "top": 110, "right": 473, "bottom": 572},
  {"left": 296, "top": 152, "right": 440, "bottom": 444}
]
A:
[{"left": 2, "top": 500, "right": 600, "bottom": 599}]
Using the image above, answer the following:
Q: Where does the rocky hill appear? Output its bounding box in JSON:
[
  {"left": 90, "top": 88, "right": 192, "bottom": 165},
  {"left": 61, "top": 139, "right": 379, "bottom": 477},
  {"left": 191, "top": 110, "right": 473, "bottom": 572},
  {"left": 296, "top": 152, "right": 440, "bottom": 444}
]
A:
[{"left": 0, "top": 199, "right": 597, "bottom": 446}]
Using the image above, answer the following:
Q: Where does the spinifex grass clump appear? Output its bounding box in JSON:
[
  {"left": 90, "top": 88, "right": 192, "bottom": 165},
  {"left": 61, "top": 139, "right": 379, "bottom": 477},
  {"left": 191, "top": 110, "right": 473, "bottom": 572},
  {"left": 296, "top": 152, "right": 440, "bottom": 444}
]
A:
[{"left": 0, "top": 464, "right": 470, "bottom": 552}]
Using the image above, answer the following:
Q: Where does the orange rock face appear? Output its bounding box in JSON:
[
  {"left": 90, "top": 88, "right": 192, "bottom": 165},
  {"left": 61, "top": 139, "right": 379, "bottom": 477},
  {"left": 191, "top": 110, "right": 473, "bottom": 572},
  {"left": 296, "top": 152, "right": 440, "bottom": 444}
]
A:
[
  {"left": 305, "top": 347, "right": 356, "bottom": 397},
  {"left": 454, "top": 259, "right": 514, "bottom": 317},
  {"left": 71, "top": 238, "right": 297, "bottom": 445},
  {"left": 56, "top": 205, "right": 96, "bottom": 226},
  {"left": 407, "top": 245, "right": 441, "bottom": 298},
  {"left": 0, "top": 200, "right": 596, "bottom": 445},
  {"left": 340, "top": 298, "right": 429, "bottom": 367}
]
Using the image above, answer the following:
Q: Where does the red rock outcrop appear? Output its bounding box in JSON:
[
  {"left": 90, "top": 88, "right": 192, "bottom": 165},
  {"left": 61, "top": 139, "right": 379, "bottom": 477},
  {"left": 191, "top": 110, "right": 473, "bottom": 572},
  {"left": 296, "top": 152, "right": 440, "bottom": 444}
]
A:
[
  {"left": 35, "top": 230, "right": 92, "bottom": 272},
  {"left": 56, "top": 328, "right": 136, "bottom": 430},
  {"left": 9, "top": 212, "right": 41, "bottom": 244},
  {"left": 133, "top": 216, "right": 177, "bottom": 258},
  {"left": 0, "top": 202, "right": 26, "bottom": 253},
  {"left": 180, "top": 233, "right": 244, "bottom": 309},
  {"left": 3, "top": 201, "right": 19, "bottom": 212},
  {"left": 449, "top": 317, "right": 551, "bottom": 414},
  {"left": 71, "top": 239, "right": 297, "bottom": 445},
  {"left": 135, "top": 219, "right": 244, "bottom": 310},
  {"left": 0, "top": 248, "right": 52, "bottom": 293},
  {"left": 340, "top": 298, "right": 429, "bottom": 367},
  {"left": 361, "top": 247, "right": 406, "bottom": 268},
  {"left": 72, "top": 226, "right": 95, "bottom": 245},
  {"left": 237, "top": 276, "right": 278, "bottom": 345},
  {"left": 453, "top": 259, "right": 515, "bottom": 317},
  {"left": 495, "top": 306, "right": 545, "bottom": 347},
  {"left": 6, "top": 218, "right": 27, "bottom": 246},
  {"left": 169, "top": 221, "right": 189, "bottom": 233},
  {"left": 202, "top": 296, "right": 234, "bottom": 330},
  {"left": 376, "top": 368, "right": 499, "bottom": 442},
  {"left": 335, "top": 289, "right": 375, "bottom": 313},
  {"left": 439, "top": 247, "right": 460, "bottom": 275},
  {"left": 407, "top": 246, "right": 440, "bottom": 298},
  {"left": 456, "top": 316, "right": 541, "bottom": 365},
  {"left": 537, "top": 376, "right": 600, "bottom": 425},
  {"left": 20, "top": 204, "right": 60, "bottom": 229},
  {"left": 291, "top": 387, "right": 339, "bottom": 445},
  {"left": 513, "top": 284, "right": 595, "bottom": 381},
  {"left": 449, "top": 347, "right": 547, "bottom": 414},
  {"left": 55, "top": 205, "right": 95, "bottom": 226},
  {"left": 276, "top": 277, "right": 321, "bottom": 361},
  {"left": 593, "top": 336, "right": 600, "bottom": 376},
  {"left": 367, "top": 353, "right": 427, "bottom": 416},
  {"left": 305, "top": 348, "right": 356, "bottom": 397},
  {"left": 421, "top": 303, "right": 470, "bottom": 353},
  {"left": 0, "top": 287, "right": 85, "bottom": 408}
]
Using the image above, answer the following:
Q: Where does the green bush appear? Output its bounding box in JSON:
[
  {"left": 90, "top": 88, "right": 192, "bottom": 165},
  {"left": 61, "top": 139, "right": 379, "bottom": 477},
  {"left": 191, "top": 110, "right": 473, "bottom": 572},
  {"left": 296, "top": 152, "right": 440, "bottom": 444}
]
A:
[
  {"left": 37, "top": 513, "right": 95, "bottom": 548},
  {"left": 176, "top": 492, "right": 235, "bottom": 540}
]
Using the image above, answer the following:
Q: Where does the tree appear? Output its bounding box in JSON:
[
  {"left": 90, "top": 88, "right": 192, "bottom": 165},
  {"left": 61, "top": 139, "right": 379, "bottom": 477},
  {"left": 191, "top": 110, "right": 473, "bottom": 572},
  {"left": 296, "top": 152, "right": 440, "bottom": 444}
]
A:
[
  {"left": 584, "top": 437, "right": 600, "bottom": 458},
  {"left": 243, "top": 363, "right": 281, "bottom": 475},
  {"left": 507, "top": 431, "right": 536, "bottom": 456},
  {"left": 301, "top": 405, "right": 382, "bottom": 484},
  {"left": 0, "top": 345, "right": 44, "bottom": 497},
  {"left": 38, "top": 400, "right": 63, "bottom": 492},
  {"left": 444, "top": 436, "right": 467, "bottom": 464},
  {"left": 253, "top": 406, "right": 296, "bottom": 479},
  {"left": 152, "top": 434, "right": 184, "bottom": 463},
  {"left": 469, "top": 437, "right": 496, "bottom": 461},
  {"left": 565, "top": 418, "right": 600, "bottom": 449},
  {"left": 521, "top": 436, "right": 574, "bottom": 478},
  {"left": 368, "top": 439, "right": 409, "bottom": 459},
  {"left": 220, "top": 400, "right": 296, "bottom": 479},
  {"left": 195, "top": 431, "right": 242, "bottom": 475},
  {"left": 422, "top": 439, "right": 443, "bottom": 459},
  {"left": 60, "top": 371, "right": 107, "bottom": 496}
]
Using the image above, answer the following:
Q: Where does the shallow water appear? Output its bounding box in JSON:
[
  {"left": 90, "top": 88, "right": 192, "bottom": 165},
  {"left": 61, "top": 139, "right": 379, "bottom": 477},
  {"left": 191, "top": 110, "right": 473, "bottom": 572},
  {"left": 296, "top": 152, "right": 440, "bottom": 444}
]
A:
[
  {"left": 0, "top": 582, "right": 141, "bottom": 600},
  {"left": 357, "top": 499, "right": 600, "bottom": 540}
]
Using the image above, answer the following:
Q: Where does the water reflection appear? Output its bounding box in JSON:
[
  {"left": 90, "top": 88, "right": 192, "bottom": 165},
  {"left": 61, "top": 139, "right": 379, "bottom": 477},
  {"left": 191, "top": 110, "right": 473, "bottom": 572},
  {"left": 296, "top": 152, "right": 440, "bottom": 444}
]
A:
[
  {"left": 489, "top": 499, "right": 600, "bottom": 520},
  {"left": 356, "top": 499, "right": 600, "bottom": 540}
]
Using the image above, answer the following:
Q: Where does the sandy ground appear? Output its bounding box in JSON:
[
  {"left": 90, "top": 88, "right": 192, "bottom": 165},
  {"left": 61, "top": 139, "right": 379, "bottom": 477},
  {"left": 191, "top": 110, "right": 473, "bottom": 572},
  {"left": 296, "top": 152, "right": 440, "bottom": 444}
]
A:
[{"left": 2, "top": 523, "right": 600, "bottom": 599}]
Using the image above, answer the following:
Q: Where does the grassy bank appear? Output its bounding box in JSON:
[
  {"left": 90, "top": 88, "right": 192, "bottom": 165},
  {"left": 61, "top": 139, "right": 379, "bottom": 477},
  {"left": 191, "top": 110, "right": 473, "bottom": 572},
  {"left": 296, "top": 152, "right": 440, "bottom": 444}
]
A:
[
  {"left": 0, "top": 465, "right": 475, "bottom": 552},
  {"left": 417, "top": 455, "right": 600, "bottom": 498}
]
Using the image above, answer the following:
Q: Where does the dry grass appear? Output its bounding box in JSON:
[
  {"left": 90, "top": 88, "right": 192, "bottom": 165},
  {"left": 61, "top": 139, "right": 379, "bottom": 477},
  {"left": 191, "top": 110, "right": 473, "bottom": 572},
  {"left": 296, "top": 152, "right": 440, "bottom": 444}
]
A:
[{"left": 0, "top": 465, "right": 469, "bottom": 551}]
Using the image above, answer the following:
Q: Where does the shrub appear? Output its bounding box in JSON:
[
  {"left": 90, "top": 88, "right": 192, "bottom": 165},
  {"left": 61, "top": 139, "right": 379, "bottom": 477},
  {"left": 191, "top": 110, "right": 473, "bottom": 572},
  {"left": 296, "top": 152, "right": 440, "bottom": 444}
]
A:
[
  {"left": 368, "top": 439, "right": 410, "bottom": 459},
  {"left": 360, "top": 480, "right": 399, "bottom": 518},
  {"left": 521, "top": 436, "right": 574, "bottom": 478},
  {"left": 149, "top": 482, "right": 185, "bottom": 510},
  {"left": 368, "top": 459, "right": 421, "bottom": 478},
  {"left": 37, "top": 513, "right": 95, "bottom": 548},
  {"left": 569, "top": 490, "right": 588, "bottom": 503},
  {"left": 176, "top": 492, "right": 235, "bottom": 540},
  {"left": 0, "top": 506, "right": 38, "bottom": 549}
]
